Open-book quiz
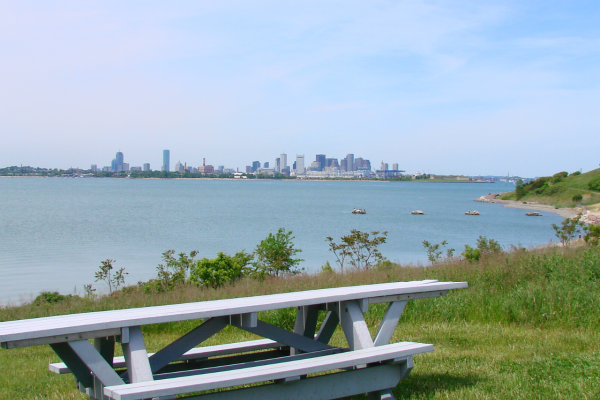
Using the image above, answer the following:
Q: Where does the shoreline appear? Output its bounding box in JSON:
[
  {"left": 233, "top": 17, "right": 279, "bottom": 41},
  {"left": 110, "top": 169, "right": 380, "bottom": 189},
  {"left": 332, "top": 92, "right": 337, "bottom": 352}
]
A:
[{"left": 474, "top": 193, "right": 600, "bottom": 222}]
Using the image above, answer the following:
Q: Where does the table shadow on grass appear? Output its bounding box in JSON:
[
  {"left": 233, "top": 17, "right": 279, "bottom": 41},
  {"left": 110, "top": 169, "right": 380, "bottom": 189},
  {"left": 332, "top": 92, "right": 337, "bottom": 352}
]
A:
[{"left": 392, "top": 372, "right": 481, "bottom": 399}]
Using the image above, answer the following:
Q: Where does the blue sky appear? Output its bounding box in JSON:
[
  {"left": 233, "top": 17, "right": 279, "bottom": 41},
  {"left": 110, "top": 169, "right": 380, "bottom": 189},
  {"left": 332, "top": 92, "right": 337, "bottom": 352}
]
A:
[{"left": 1, "top": 1, "right": 599, "bottom": 176}]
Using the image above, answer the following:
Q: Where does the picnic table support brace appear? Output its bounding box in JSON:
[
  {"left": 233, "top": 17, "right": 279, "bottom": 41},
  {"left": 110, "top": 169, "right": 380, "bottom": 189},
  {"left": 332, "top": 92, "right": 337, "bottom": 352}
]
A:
[
  {"left": 233, "top": 320, "right": 332, "bottom": 353},
  {"left": 291, "top": 305, "right": 320, "bottom": 355},
  {"left": 92, "top": 337, "right": 116, "bottom": 400},
  {"left": 148, "top": 316, "right": 228, "bottom": 373}
]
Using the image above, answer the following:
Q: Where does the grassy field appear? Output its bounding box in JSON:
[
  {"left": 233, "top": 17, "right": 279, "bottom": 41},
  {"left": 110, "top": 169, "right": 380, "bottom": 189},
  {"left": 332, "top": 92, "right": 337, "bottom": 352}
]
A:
[
  {"left": 501, "top": 168, "right": 600, "bottom": 207},
  {"left": 1, "top": 245, "right": 599, "bottom": 399}
]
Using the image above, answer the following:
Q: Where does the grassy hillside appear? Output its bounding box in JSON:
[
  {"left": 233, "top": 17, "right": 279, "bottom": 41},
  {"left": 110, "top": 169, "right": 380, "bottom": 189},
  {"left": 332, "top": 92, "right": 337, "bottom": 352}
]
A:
[
  {"left": 1, "top": 245, "right": 600, "bottom": 399},
  {"left": 501, "top": 168, "right": 600, "bottom": 207}
]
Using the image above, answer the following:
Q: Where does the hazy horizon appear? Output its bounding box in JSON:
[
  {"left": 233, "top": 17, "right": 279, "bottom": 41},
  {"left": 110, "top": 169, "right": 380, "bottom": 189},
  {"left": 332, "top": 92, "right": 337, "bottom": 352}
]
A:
[{"left": 1, "top": 1, "right": 599, "bottom": 176}]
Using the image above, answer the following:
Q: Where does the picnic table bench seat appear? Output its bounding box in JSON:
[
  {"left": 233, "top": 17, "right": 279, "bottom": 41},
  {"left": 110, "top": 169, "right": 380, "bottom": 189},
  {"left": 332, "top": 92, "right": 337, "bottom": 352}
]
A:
[{"left": 103, "top": 342, "right": 433, "bottom": 400}]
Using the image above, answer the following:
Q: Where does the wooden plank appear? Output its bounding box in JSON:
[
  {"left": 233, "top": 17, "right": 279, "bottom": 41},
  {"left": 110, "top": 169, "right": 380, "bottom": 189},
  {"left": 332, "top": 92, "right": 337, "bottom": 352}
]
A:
[
  {"left": 149, "top": 317, "right": 227, "bottom": 373},
  {"left": 315, "top": 311, "right": 339, "bottom": 344},
  {"left": 0, "top": 281, "right": 467, "bottom": 346},
  {"left": 373, "top": 301, "right": 407, "bottom": 347},
  {"left": 68, "top": 340, "right": 124, "bottom": 387},
  {"left": 368, "top": 290, "right": 447, "bottom": 304},
  {"left": 235, "top": 320, "right": 332, "bottom": 353},
  {"left": 2, "top": 328, "right": 121, "bottom": 349},
  {"left": 103, "top": 342, "right": 434, "bottom": 400},
  {"left": 181, "top": 364, "right": 403, "bottom": 400},
  {"left": 340, "top": 300, "right": 374, "bottom": 351},
  {"left": 50, "top": 339, "right": 283, "bottom": 375},
  {"left": 121, "top": 326, "right": 153, "bottom": 383}
]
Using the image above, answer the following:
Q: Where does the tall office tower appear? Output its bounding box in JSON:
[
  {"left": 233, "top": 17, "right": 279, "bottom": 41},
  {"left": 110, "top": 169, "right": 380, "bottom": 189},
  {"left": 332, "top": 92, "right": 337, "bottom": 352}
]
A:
[
  {"left": 296, "top": 155, "right": 305, "bottom": 173},
  {"left": 163, "top": 150, "right": 170, "bottom": 172},
  {"left": 392, "top": 163, "right": 398, "bottom": 171},
  {"left": 275, "top": 157, "right": 281, "bottom": 173},
  {"left": 111, "top": 151, "right": 124, "bottom": 171},
  {"left": 380, "top": 161, "right": 386, "bottom": 170},
  {"left": 264, "top": 162, "right": 269, "bottom": 169},
  {"left": 345, "top": 154, "right": 355, "bottom": 172},
  {"left": 280, "top": 153, "right": 287, "bottom": 171},
  {"left": 246, "top": 166, "right": 252, "bottom": 173},
  {"left": 355, "top": 158, "right": 364, "bottom": 170},
  {"left": 293, "top": 161, "right": 297, "bottom": 171},
  {"left": 252, "top": 161, "right": 261, "bottom": 172},
  {"left": 90, "top": 164, "right": 97, "bottom": 172},
  {"left": 340, "top": 159, "right": 347, "bottom": 171},
  {"left": 217, "top": 165, "right": 224, "bottom": 172},
  {"left": 364, "top": 160, "right": 371, "bottom": 171},
  {"left": 175, "top": 161, "right": 183, "bottom": 172},
  {"left": 315, "top": 154, "right": 326, "bottom": 171},
  {"left": 143, "top": 163, "right": 151, "bottom": 171},
  {"left": 122, "top": 163, "right": 129, "bottom": 171}
]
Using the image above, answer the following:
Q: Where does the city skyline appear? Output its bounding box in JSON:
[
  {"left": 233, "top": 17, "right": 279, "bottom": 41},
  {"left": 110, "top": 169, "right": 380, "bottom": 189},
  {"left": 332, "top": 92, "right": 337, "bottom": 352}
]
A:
[{"left": 1, "top": 2, "right": 599, "bottom": 177}]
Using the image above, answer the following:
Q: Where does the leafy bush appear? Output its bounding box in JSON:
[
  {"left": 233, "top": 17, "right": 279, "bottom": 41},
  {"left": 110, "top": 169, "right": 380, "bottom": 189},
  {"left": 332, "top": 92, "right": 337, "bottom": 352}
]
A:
[
  {"left": 552, "top": 216, "right": 584, "bottom": 247},
  {"left": 462, "top": 236, "right": 501, "bottom": 262},
  {"left": 551, "top": 171, "right": 568, "bottom": 184},
  {"left": 189, "top": 251, "right": 252, "bottom": 288},
  {"left": 421, "top": 240, "right": 454, "bottom": 265},
  {"left": 34, "top": 291, "right": 74, "bottom": 305},
  {"left": 588, "top": 177, "right": 600, "bottom": 191},
  {"left": 155, "top": 250, "right": 198, "bottom": 291},
  {"left": 571, "top": 171, "right": 582, "bottom": 176},
  {"left": 584, "top": 224, "right": 600, "bottom": 246},
  {"left": 94, "top": 259, "right": 127, "bottom": 294},
  {"left": 252, "top": 228, "right": 303, "bottom": 276},
  {"left": 572, "top": 194, "right": 583, "bottom": 203}
]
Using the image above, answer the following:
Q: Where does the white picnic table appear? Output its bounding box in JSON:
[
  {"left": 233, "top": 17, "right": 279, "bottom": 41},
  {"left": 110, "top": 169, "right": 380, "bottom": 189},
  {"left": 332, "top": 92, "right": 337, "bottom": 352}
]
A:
[{"left": 0, "top": 280, "right": 467, "bottom": 400}]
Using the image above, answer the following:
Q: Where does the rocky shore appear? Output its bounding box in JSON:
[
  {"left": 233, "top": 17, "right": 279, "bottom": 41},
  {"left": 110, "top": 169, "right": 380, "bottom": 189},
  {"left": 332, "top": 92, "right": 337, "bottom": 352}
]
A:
[{"left": 474, "top": 193, "right": 600, "bottom": 223}]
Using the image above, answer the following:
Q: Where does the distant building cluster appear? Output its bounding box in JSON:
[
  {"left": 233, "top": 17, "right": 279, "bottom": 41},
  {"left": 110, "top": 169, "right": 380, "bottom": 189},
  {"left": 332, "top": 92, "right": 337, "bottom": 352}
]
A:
[
  {"left": 245, "top": 153, "right": 404, "bottom": 178},
  {"left": 94, "top": 150, "right": 404, "bottom": 179}
]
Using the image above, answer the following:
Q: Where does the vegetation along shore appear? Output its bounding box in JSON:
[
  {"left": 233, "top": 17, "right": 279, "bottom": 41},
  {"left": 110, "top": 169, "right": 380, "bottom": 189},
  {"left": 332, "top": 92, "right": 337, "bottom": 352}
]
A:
[
  {"left": 475, "top": 168, "right": 600, "bottom": 224},
  {"left": 1, "top": 223, "right": 600, "bottom": 399}
]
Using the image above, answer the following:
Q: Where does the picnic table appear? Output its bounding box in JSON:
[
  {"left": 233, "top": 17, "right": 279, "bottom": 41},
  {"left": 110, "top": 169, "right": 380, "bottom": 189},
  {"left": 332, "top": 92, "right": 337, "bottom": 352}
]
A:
[{"left": 0, "top": 280, "right": 467, "bottom": 400}]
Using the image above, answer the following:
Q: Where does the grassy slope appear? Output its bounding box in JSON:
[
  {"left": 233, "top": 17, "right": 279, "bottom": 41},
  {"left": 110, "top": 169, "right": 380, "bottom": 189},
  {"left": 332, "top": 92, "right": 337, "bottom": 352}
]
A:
[
  {"left": 1, "top": 246, "right": 600, "bottom": 399},
  {"left": 501, "top": 168, "right": 600, "bottom": 207}
]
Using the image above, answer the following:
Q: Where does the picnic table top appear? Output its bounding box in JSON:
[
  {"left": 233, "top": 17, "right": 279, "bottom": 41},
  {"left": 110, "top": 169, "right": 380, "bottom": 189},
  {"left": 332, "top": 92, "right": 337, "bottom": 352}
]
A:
[{"left": 0, "top": 280, "right": 467, "bottom": 345}]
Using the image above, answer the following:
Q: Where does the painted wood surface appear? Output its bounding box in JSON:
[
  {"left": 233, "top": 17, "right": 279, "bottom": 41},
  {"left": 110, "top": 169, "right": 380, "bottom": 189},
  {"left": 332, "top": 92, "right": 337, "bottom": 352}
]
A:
[
  {"left": 104, "top": 342, "right": 434, "bottom": 400},
  {"left": 0, "top": 280, "right": 467, "bottom": 344}
]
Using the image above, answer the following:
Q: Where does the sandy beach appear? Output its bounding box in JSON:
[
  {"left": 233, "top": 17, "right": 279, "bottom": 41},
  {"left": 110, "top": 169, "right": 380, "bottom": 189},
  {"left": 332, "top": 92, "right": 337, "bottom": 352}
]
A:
[{"left": 474, "top": 193, "right": 593, "bottom": 219}]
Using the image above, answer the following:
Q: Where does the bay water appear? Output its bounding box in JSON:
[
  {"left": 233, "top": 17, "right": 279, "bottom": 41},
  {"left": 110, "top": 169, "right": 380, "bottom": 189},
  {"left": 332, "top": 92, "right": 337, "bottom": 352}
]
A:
[{"left": 0, "top": 178, "right": 563, "bottom": 304}]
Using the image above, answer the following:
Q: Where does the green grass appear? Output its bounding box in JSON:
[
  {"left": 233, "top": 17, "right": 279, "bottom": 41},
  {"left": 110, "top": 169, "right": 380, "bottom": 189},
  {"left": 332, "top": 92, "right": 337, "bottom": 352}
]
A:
[
  {"left": 501, "top": 168, "right": 600, "bottom": 207},
  {"left": 1, "top": 246, "right": 600, "bottom": 399}
]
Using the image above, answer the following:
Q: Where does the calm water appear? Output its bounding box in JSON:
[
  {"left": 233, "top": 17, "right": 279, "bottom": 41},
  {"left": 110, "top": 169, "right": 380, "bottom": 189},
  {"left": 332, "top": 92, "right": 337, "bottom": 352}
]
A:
[{"left": 0, "top": 178, "right": 563, "bottom": 304}]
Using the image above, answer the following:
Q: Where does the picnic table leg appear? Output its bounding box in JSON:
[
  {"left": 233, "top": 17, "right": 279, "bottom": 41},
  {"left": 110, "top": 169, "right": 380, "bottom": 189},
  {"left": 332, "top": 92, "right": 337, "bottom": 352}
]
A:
[
  {"left": 92, "top": 337, "right": 115, "bottom": 400},
  {"left": 121, "top": 326, "right": 153, "bottom": 383}
]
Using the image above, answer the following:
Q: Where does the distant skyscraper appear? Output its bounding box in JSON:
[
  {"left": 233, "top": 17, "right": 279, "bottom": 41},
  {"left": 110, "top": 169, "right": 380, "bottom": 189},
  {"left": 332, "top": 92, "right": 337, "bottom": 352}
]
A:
[
  {"left": 252, "top": 161, "right": 261, "bottom": 172},
  {"left": 163, "top": 150, "right": 170, "bottom": 172},
  {"left": 275, "top": 157, "right": 281, "bottom": 173},
  {"left": 143, "top": 163, "right": 151, "bottom": 171},
  {"left": 175, "top": 161, "right": 183, "bottom": 172},
  {"left": 315, "top": 154, "right": 326, "bottom": 171},
  {"left": 392, "top": 163, "right": 398, "bottom": 171},
  {"left": 111, "top": 151, "right": 124, "bottom": 171},
  {"left": 280, "top": 153, "right": 287, "bottom": 171},
  {"left": 90, "top": 164, "right": 97, "bottom": 172},
  {"left": 264, "top": 162, "right": 269, "bottom": 169},
  {"left": 340, "top": 159, "right": 347, "bottom": 171},
  {"left": 296, "top": 155, "right": 305, "bottom": 173},
  {"left": 122, "top": 163, "right": 129, "bottom": 171},
  {"left": 345, "top": 154, "right": 354, "bottom": 172}
]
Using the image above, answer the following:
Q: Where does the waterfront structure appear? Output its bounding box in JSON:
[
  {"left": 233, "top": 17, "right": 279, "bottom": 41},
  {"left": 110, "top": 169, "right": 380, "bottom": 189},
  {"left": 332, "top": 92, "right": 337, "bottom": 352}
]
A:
[
  {"left": 280, "top": 153, "right": 287, "bottom": 171},
  {"left": 198, "top": 158, "right": 215, "bottom": 174},
  {"left": 340, "top": 159, "right": 347, "bottom": 171},
  {"left": 143, "top": 163, "right": 151, "bottom": 172},
  {"left": 345, "top": 154, "right": 355, "bottom": 172},
  {"left": 217, "top": 165, "right": 224, "bottom": 173},
  {"left": 392, "top": 163, "right": 398, "bottom": 171},
  {"left": 275, "top": 158, "right": 280, "bottom": 173},
  {"left": 315, "top": 154, "right": 326, "bottom": 171},
  {"left": 246, "top": 166, "right": 252, "bottom": 173},
  {"left": 295, "top": 155, "right": 305, "bottom": 174},
  {"left": 264, "top": 162, "right": 269, "bottom": 169},
  {"left": 163, "top": 150, "right": 170, "bottom": 172},
  {"left": 175, "top": 161, "right": 183, "bottom": 172},
  {"left": 130, "top": 166, "right": 142, "bottom": 171},
  {"left": 252, "top": 161, "right": 261, "bottom": 172},
  {"left": 90, "top": 164, "right": 97, "bottom": 172},
  {"left": 122, "top": 163, "right": 129, "bottom": 171}
]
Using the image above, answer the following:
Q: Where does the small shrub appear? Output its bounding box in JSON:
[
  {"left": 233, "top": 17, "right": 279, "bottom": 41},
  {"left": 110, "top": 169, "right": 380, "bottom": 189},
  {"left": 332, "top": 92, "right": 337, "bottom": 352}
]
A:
[
  {"left": 422, "top": 240, "right": 454, "bottom": 265},
  {"left": 584, "top": 224, "right": 600, "bottom": 246},
  {"left": 571, "top": 171, "right": 582, "bottom": 176},
  {"left": 252, "top": 228, "right": 303, "bottom": 276},
  {"left": 94, "top": 259, "right": 127, "bottom": 294},
  {"left": 572, "top": 194, "right": 583, "bottom": 203},
  {"left": 462, "top": 236, "right": 501, "bottom": 262},
  {"left": 320, "top": 261, "right": 334, "bottom": 273},
  {"left": 327, "top": 230, "right": 388, "bottom": 269},
  {"left": 552, "top": 216, "right": 584, "bottom": 247},
  {"left": 189, "top": 251, "right": 252, "bottom": 288},
  {"left": 34, "top": 291, "right": 74, "bottom": 306},
  {"left": 588, "top": 177, "right": 600, "bottom": 191}
]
